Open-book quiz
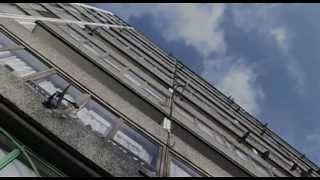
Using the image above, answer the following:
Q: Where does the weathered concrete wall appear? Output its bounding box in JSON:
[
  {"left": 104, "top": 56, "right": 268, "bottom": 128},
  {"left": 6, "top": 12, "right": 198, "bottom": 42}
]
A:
[{"left": 0, "top": 66, "right": 145, "bottom": 177}]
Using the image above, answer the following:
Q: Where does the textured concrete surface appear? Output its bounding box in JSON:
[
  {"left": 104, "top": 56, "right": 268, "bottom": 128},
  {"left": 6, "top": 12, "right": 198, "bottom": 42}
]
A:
[{"left": 0, "top": 66, "right": 146, "bottom": 177}]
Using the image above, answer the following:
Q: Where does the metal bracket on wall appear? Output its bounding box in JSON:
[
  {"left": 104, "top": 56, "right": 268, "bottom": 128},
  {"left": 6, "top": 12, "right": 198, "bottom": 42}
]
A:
[
  {"left": 260, "top": 123, "right": 268, "bottom": 136},
  {"left": 261, "top": 150, "right": 270, "bottom": 160},
  {"left": 239, "top": 131, "right": 250, "bottom": 144}
]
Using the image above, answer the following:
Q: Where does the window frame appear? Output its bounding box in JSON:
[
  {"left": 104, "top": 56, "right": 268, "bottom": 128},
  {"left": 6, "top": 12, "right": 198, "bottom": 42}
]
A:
[
  {"left": 166, "top": 152, "right": 205, "bottom": 177},
  {"left": 0, "top": 28, "right": 52, "bottom": 79},
  {"left": 110, "top": 122, "right": 162, "bottom": 173},
  {"left": 0, "top": 128, "right": 65, "bottom": 177}
]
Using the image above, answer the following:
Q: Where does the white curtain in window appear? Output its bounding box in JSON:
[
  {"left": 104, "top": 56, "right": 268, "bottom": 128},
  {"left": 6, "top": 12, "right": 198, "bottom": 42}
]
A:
[
  {"left": 77, "top": 107, "right": 111, "bottom": 136},
  {"left": 113, "top": 131, "right": 152, "bottom": 164}
]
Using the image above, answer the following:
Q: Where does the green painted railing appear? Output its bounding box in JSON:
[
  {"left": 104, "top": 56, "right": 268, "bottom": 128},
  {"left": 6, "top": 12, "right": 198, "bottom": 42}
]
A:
[{"left": 0, "top": 127, "right": 40, "bottom": 177}]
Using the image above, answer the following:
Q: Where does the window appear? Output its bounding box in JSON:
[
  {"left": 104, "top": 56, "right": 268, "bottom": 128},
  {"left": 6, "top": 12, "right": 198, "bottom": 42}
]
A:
[
  {"left": 0, "top": 157, "right": 37, "bottom": 177},
  {"left": 76, "top": 99, "right": 118, "bottom": 137},
  {"left": 60, "top": 25, "right": 106, "bottom": 57},
  {"left": 30, "top": 74, "right": 81, "bottom": 108},
  {"left": 0, "top": 129, "right": 64, "bottom": 177},
  {"left": 0, "top": 48, "right": 48, "bottom": 78},
  {"left": 169, "top": 157, "right": 201, "bottom": 177},
  {"left": 112, "top": 124, "right": 160, "bottom": 169}
]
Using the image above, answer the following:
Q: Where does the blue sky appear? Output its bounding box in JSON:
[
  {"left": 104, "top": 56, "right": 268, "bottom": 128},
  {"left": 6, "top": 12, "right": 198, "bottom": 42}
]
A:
[{"left": 89, "top": 3, "right": 320, "bottom": 166}]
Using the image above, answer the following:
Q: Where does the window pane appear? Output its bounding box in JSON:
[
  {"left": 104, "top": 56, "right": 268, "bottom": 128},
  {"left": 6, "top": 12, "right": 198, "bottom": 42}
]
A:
[
  {"left": 26, "top": 148, "right": 65, "bottom": 177},
  {"left": 112, "top": 124, "right": 160, "bottom": 169},
  {"left": 0, "top": 131, "right": 64, "bottom": 177},
  {"left": 0, "top": 49, "right": 48, "bottom": 77},
  {"left": 0, "top": 133, "right": 15, "bottom": 159},
  {"left": 0, "top": 158, "right": 36, "bottom": 177},
  {"left": 77, "top": 99, "right": 118, "bottom": 137},
  {"left": 169, "top": 157, "right": 201, "bottom": 177},
  {"left": 32, "top": 74, "right": 81, "bottom": 108}
]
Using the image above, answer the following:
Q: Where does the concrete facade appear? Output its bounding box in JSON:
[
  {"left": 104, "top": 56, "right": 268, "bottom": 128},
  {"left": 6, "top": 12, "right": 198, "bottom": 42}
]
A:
[{"left": 0, "top": 3, "right": 318, "bottom": 177}]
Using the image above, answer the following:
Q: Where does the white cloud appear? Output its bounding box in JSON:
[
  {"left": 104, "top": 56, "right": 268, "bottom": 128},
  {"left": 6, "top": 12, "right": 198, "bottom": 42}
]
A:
[
  {"left": 202, "top": 57, "right": 264, "bottom": 115},
  {"left": 270, "top": 27, "right": 306, "bottom": 95},
  {"left": 270, "top": 27, "right": 288, "bottom": 50},
  {"left": 232, "top": 5, "right": 307, "bottom": 96},
  {"left": 303, "top": 133, "right": 320, "bottom": 163},
  {"left": 159, "top": 4, "right": 226, "bottom": 56}
]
